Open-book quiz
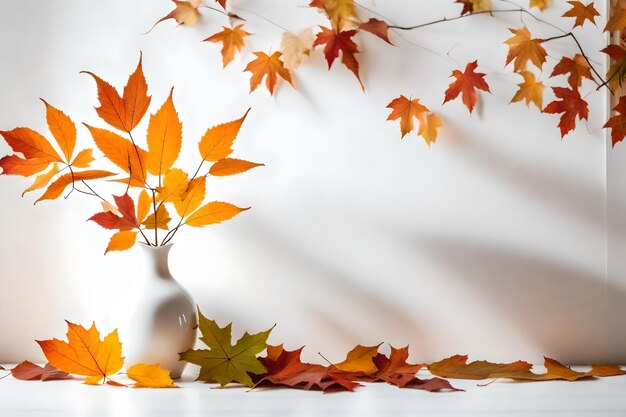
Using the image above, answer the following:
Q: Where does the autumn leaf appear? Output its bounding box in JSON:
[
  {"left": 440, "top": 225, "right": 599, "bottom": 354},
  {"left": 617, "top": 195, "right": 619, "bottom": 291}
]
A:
[
  {"left": 173, "top": 177, "right": 206, "bottom": 218},
  {"left": 244, "top": 52, "right": 294, "bottom": 95},
  {"left": 143, "top": 204, "right": 172, "bottom": 230},
  {"left": 158, "top": 168, "right": 189, "bottom": 203},
  {"left": 510, "top": 71, "right": 544, "bottom": 110},
  {"left": 333, "top": 344, "right": 381, "bottom": 377},
  {"left": 504, "top": 26, "right": 547, "bottom": 72},
  {"left": 310, "top": 0, "right": 359, "bottom": 31},
  {"left": 126, "top": 363, "right": 177, "bottom": 388},
  {"left": 36, "top": 170, "right": 116, "bottom": 203},
  {"left": 313, "top": 26, "right": 363, "bottom": 90},
  {"left": 562, "top": 1, "right": 599, "bottom": 28},
  {"left": 550, "top": 54, "right": 593, "bottom": 89},
  {"left": 215, "top": 0, "right": 226, "bottom": 9},
  {"left": 359, "top": 18, "right": 392, "bottom": 44},
  {"left": 156, "top": 0, "right": 202, "bottom": 28},
  {"left": 455, "top": 0, "right": 490, "bottom": 16},
  {"left": 89, "top": 193, "right": 141, "bottom": 230},
  {"left": 443, "top": 60, "right": 491, "bottom": 113},
  {"left": 605, "top": 3, "right": 626, "bottom": 32},
  {"left": 543, "top": 86, "right": 588, "bottom": 137},
  {"left": 71, "top": 148, "right": 95, "bottom": 168},
  {"left": 11, "top": 361, "right": 71, "bottom": 382},
  {"left": 41, "top": 100, "right": 76, "bottom": 163},
  {"left": 254, "top": 345, "right": 361, "bottom": 392},
  {"left": 280, "top": 29, "right": 315, "bottom": 70},
  {"left": 209, "top": 158, "right": 264, "bottom": 176},
  {"left": 146, "top": 88, "right": 182, "bottom": 178},
  {"left": 105, "top": 231, "right": 138, "bottom": 254},
  {"left": 530, "top": 0, "right": 549, "bottom": 11},
  {"left": 0, "top": 127, "right": 62, "bottom": 164},
  {"left": 184, "top": 202, "right": 248, "bottom": 227},
  {"left": 198, "top": 109, "right": 249, "bottom": 162},
  {"left": 81, "top": 54, "right": 151, "bottom": 133},
  {"left": 418, "top": 113, "right": 442, "bottom": 145},
  {"left": 179, "top": 309, "right": 272, "bottom": 387},
  {"left": 604, "top": 95, "right": 626, "bottom": 146},
  {"left": 37, "top": 321, "right": 124, "bottom": 385},
  {"left": 21, "top": 163, "right": 59, "bottom": 196},
  {"left": 0, "top": 156, "right": 51, "bottom": 177},
  {"left": 602, "top": 45, "right": 626, "bottom": 90},
  {"left": 136, "top": 190, "right": 151, "bottom": 223},
  {"left": 386, "top": 95, "right": 429, "bottom": 139},
  {"left": 205, "top": 25, "right": 251, "bottom": 68}
]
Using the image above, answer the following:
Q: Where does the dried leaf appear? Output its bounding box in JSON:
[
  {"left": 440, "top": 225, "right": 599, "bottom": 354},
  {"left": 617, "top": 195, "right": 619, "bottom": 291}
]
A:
[
  {"left": 11, "top": 361, "right": 71, "bottom": 382},
  {"left": 105, "top": 230, "right": 138, "bottom": 254},
  {"left": 510, "top": 71, "right": 544, "bottom": 110},
  {"left": 602, "top": 45, "right": 626, "bottom": 90},
  {"left": 530, "top": 0, "right": 549, "bottom": 11},
  {"left": 205, "top": 25, "right": 251, "bottom": 68},
  {"left": 146, "top": 88, "right": 182, "bottom": 177},
  {"left": 443, "top": 60, "right": 490, "bottom": 113},
  {"left": 280, "top": 29, "right": 315, "bottom": 70},
  {"left": 550, "top": 54, "right": 593, "bottom": 89},
  {"left": 455, "top": 0, "right": 490, "bottom": 15},
  {"left": 359, "top": 18, "right": 392, "bottom": 44},
  {"left": 605, "top": 3, "right": 626, "bottom": 32},
  {"left": 417, "top": 113, "right": 442, "bottom": 145},
  {"left": 562, "top": 1, "right": 599, "bottom": 28},
  {"left": 244, "top": 52, "right": 293, "bottom": 95},
  {"left": 314, "top": 27, "right": 363, "bottom": 90},
  {"left": 604, "top": 95, "right": 626, "bottom": 146},
  {"left": 333, "top": 344, "right": 381, "bottom": 376},
  {"left": 126, "top": 363, "right": 177, "bottom": 388},
  {"left": 310, "top": 0, "right": 359, "bottom": 31},
  {"left": 543, "top": 86, "right": 588, "bottom": 138},
  {"left": 504, "top": 26, "right": 547, "bottom": 72},
  {"left": 209, "top": 158, "right": 263, "bottom": 176},
  {"left": 156, "top": 0, "right": 202, "bottom": 27}
]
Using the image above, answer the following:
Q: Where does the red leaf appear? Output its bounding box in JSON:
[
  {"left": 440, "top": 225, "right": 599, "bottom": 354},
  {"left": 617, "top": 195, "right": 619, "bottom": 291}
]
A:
[
  {"left": 359, "top": 18, "right": 392, "bottom": 44},
  {"left": 11, "top": 361, "right": 70, "bottom": 382},
  {"left": 89, "top": 193, "right": 140, "bottom": 230},
  {"left": 543, "top": 87, "right": 589, "bottom": 138},
  {"left": 604, "top": 95, "right": 626, "bottom": 146},
  {"left": 443, "top": 60, "right": 490, "bottom": 113},
  {"left": 313, "top": 26, "right": 363, "bottom": 90}
]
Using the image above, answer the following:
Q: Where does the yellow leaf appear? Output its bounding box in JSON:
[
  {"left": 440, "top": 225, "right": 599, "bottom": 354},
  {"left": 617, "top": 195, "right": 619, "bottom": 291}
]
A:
[
  {"left": 157, "top": 0, "right": 201, "bottom": 27},
  {"left": 71, "top": 148, "right": 95, "bottom": 168},
  {"left": 198, "top": 109, "right": 250, "bottom": 162},
  {"left": 146, "top": 89, "right": 182, "bottom": 177},
  {"left": 510, "top": 71, "right": 544, "bottom": 110},
  {"left": 143, "top": 204, "right": 171, "bottom": 230},
  {"left": 529, "top": 0, "right": 548, "bottom": 11},
  {"left": 504, "top": 26, "right": 547, "bottom": 72},
  {"left": 126, "top": 363, "right": 177, "bottom": 388},
  {"left": 417, "top": 113, "right": 442, "bottom": 145},
  {"left": 21, "top": 163, "right": 59, "bottom": 197},
  {"left": 333, "top": 344, "right": 381, "bottom": 375},
  {"left": 185, "top": 201, "right": 248, "bottom": 227},
  {"left": 280, "top": 29, "right": 315, "bottom": 70},
  {"left": 36, "top": 170, "right": 116, "bottom": 203},
  {"left": 386, "top": 95, "right": 429, "bottom": 138},
  {"left": 42, "top": 100, "right": 76, "bottom": 162},
  {"left": 244, "top": 52, "right": 294, "bottom": 95},
  {"left": 174, "top": 176, "right": 206, "bottom": 218},
  {"left": 158, "top": 168, "right": 189, "bottom": 203},
  {"left": 209, "top": 158, "right": 264, "bottom": 176},
  {"left": 137, "top": 190, "right": 152, "bottom": 223},
  {"left": 105, "top": 231, "right": 138, "bottom": 254},
  {"left": 312, "top": 0, "right": 359, "bottom": 31},
  {"left": 205, "top": 24, "right": 251, "bottom": 68}
]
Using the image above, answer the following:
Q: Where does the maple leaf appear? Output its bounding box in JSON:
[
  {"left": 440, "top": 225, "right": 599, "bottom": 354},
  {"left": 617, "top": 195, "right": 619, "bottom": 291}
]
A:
[
  {"left": 386, "top": 95, "right": 441, "bottom": 144},
  {"left": 198, "top": 109, "right": 250, "bottom": 162},
  {"left": 562, "top": 1, "right": 599, "bottom": 28},
  {"left": 429, "top": 355, "right": 626, "bottom": 381},
  {"left": 11, "top": 361, "right": 70, "bottom": 382},
  {"left": 205, "top": 25, "right": 251, "bottom": 68},
  {"left": 143, "top": 204, "right": 172, "bottom": 230},
  {"left": 550, "top": 54, "right": 593, "bottom": 89},
  {"left": 81, "top": 54, "right": 151, "bottom": 133},
  {"left": 604, "top": 95, "right": 626, "bottom": 147},
  {"left": 313, "top": 26, "right": 363, "bottom": 90},
  {"left": 89, "top": 193, "right": 141, "bottom": 231},
  {"left": 254, "top": 345, "right": 361, "bottom": 392},
  {"left": 184, "top": 202, "right": 249, "bottom": 227},
  {"left": 504, "top": 26, "right": 547, "bottom": 72},
  {"left": 602, "top": 45, "right": 626, "bottom": 90},
  {"left": 105, "top": 230, "right": 138, "bottom": 254},
  {"left": 455, "top": 0, "right": 490, "bottom": 16},
  {"left": 146, "top": 88, "right": 182, "bottom": 178},
  {"left": 359, "top": 18, "right": 392, "bottom": 44},
  {"left": 179, "top": 309, "right": 272, "bottom": 387},
  {"left": 36, "top": 170, "right": 116, "bottom": 203},
  {"left": 510, "top": 71, "right": 544, "bottom": 110},
  {"left": 126, "top": 363, "right": 177, "bottom": 388},
  {"left": 244, "top": 52, "right": 294, "bottom": 95},
  {"left": 280, "top": 29, "right": 315, "bottom": 70},
  {"left": 333, "top": 344, "right": 381, "bottom": 377},
  {"left": 310, "top": 0, "right": 359, "bottom": 31},
  {"left": 543, "top": 86, "right": 589, "bottom": 138},
  {"left": 156, "top": 0, "right": 202, "bottom": 27},
  {"left": 529, "top": 0, "right": 548, "bottom": 11},
  {"left": 605, "top": 3, "right": 626, "bottom": 32},
  {"left": 37, "top": 321, "right": 124, "bottom": 385},
  {"left": 209, "top": 158, "right": 264, "bottom": 176},
  {"left": 443, "top": 61, "right": 491, "bottom": 113},
  {"left": 418, "top": 113, "right": 442, "bottom": 145}
]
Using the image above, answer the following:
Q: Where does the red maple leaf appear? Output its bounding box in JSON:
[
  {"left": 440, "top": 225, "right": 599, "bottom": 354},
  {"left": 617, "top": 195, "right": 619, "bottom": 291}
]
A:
[
  {"left": 443, "top": 60, "right": 490, "bottom": 113},
  {"left": 604, "top": 95, "right": 626, "bottom": 146},
  {"left": 89, "top": 194, "right": 140, "bottom": 231},
  {"left": 313, "top": 26, "right": 363, "bottom": 90},
  {"left": 543, "top": 86, "right": 589, "bottom": 138}
]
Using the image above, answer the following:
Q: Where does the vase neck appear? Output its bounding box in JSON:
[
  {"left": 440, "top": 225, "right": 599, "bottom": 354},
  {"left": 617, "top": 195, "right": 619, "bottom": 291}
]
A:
[{"left": 140, "top": 244, "right": 173, "bottom": 280}]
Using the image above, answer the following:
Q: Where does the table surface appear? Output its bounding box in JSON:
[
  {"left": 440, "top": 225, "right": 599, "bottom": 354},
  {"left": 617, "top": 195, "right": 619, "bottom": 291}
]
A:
[{"left": 2, "top": 365, "right": 626, "bottom": 417}]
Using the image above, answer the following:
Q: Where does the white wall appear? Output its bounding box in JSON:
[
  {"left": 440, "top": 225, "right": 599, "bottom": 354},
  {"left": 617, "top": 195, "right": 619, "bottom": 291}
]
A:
[{"left": 1, "top": 0, "right": 623, "bottom": 364}]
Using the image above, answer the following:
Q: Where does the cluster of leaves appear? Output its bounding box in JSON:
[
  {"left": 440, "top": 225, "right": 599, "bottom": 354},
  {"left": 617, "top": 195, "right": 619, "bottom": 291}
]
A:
[
  {"left": 4, "top": 311, "right": 625, "bottom": 392},
  {"left": 0, "top": 55, "right": 261, "bottom": 253},
  {"left": 155, "top": 0, "right": 626, "bottom": 146}
]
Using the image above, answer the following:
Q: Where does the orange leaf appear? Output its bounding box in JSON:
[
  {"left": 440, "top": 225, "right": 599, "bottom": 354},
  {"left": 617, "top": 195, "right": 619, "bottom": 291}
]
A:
[
  {"left": 0, "top": 127, "right": 62, "bottom": 163},
  {"left": 244, "top": 52, "right": 293, "bottom": 95},
  {"left": 209, "top": 158, "right": 263, "bottom": 176},
  {"left": 543, "top": 86, "right": 588, "bottom": 138},
  {"left": 529, "top": 0, "right": 548, "bottom": 11},
  {"left": 0, "top": 156, "right": 51, "bottom": 177},
  {"left": 604, "top": 95, "right": 626, "bottom": 147},
  {"left": 417, "top": 113, "right": 442, "bottom": 145},
  {"left": 550, "top": 54, "right": 593, "bottom": 89},
  {"left": 146, "top": 89, "right": 182, "bottom": 177},
  {"left": 309, "top": 0, "right": 359, "bottom": 31},
  {"left": 504, "top": 26, "right": 547, "bottom": 72},
  {"left": 184, "top": 201, "right": 248, "bottom": 227},
  {"left": 158, "top": 168, "right": 189, "bottom": 203},
  {"left": 205, "top": 24, "right": 251, "bottom": 68},
  {"left": 156, "top": 0, "right": 202, "bottom": 27},
  {"left": 510, "top": 71, "right": 544, "bottom": 110},
  {"left": 105, "top": 230, "right": 138, "bottom": 254},
  {"left": 602, "top": 45, "right": 626, "bottom": 90},
  {"left": 313, "top": 27, "right": 363, "bottom": 90},
  {"left": 136, "top": 190, "right": 152, "bottom": 223},
  {"left": 143, "top": 204, "right": 171, "bottom": 230},
  {"left": 198, "top": 109, "right": 249, "bottom": 162},
  {"left": 605, "top": 3, "right": 626, "bottom": 32},
  {"left": 81, "top": 54, "right": 151, "bottom": 133},
  {"left": 71, "top": 148, "right": 95, "bottom": 168},
  {"left": 455, "top": 0, "right": 490, "bottom": 15},
  {"left": 333, "top": 344, "right": 381, "bottom": 376},
  {"left": 36, "top": 170, "right": 116, "bottom": 203},
  {"left": 215, "top": 0, "right": 226, "bottom": 9},
  {"left": 126, "top": 363, "right": 177, "bottom": 388},
  {"left": 21, "top": 163, "right": 59, "bottom": 197},
  {"left": 41, "top": 100, "right": 76, "bottom": 162},
  {"left": 443, "top": 60, "right": 490, "bottom": 113},
  {"left": 386, "top": 95, "right": 429, "bottom": 139},
  {"left": 359, "top": 18, "right": 392, "bottom": 44},
  {"left": 562, "top": 1, "right": 599, "bottom": 28},
  {"left": 37, "top": 321, "right": 124, "bottom": 385},
  {"left": 173, "top": 176, "right": 206, "bottom": 218}
]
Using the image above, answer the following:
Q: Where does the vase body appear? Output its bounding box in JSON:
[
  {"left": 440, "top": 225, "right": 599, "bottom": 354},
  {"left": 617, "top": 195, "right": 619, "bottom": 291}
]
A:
[{"left": 122, "top": 244, "right": 197, "bottom": 379}]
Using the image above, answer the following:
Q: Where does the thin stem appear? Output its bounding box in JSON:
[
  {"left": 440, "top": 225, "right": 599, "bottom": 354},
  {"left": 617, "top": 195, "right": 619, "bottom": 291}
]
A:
[
  {"left": 388, "top": 8, "right": 523, "bottom": 30},
  {"left": 234, "top": 7, "right": 288, "bottom": 32},
  {"left": 151, "top": 188, "right": 158, "bottom": 246}
]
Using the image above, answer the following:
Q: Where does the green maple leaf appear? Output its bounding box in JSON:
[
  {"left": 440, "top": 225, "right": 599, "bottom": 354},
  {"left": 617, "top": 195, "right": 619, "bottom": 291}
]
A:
[{"left": 179, "top": 308, "right": 273, "bottom": 387}]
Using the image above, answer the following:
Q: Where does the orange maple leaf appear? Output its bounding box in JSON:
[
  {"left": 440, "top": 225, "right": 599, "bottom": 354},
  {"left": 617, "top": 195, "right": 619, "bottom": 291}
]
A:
[
  {"left": 156, "top": 0, "right": 202, "bottom": 27},
  {"left": 606, "top": 3, "right": 626, "bottom": 32},
  {"left": 359, "top": 18, "right": 392, "bottom": 44},
  {"left": 550, "top": 54, "right": 593, "bottom": 89},
  {"left": 604, "top": 96, "right": 626, "bottom": 147},
  {"left": 313, "top": 26, "right": 363, "bottom": 90},
  {"left": 244, "top": 52, "right": 294, "bottom": 95},
  {"left": 602, "top": 45, "right": 626, "bottom": 90},
  {"left": 510, "top": 71, "right": 544, "bottom": 110},
  {"left": 205, "top": 25, "right": 251, "bottom": 68},
  {"left": 37, "top": 321, "right": 124, "bottom": 385},
  {"left": 443, "top": 60, "right": 491, "bottom": 113},
  {"left": 504, "top": 26, "right": 547, "bottom": 72},
  {"left": 543, "top": 86, "right": 589, "bottom": 138},
  {"left": 386, "top": 95, "right": 442, "bottom": 145},
  {"left": 562, "top": 1, "right": 599, "bottom": 28}
]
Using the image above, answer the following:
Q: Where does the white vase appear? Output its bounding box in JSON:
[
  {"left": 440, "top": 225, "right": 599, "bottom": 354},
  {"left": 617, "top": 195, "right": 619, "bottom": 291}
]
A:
[{"left": 121, "top": 244, "right": 198, "bottom": 379}]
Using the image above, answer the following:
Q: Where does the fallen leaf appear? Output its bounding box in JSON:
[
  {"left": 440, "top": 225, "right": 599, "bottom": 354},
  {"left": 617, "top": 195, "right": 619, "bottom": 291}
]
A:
[
  {"left": 602, "top": 45, "right": 626, "bottom": 90},
  {"left": 510, "top": 71, "right": 544, "bottom": 110},
  {"left": 310, "top": 0, "right": 359, "bottom": 31},
  {"left": 313, "top": 26, "right": 363, "bottom": 90},
  {"left": 280, "top": 29, "right": 315, "bottom": 70},
  {"left": 605, "top": 3, "right": 626, "bottom": 32},
  {"left": 198, "top": 109, "right": 250, "bottom": 162},
  {"left": 209, "top": 158, "right": 264, "bottom": 176},
  {"left": 550, "top": 54, "right": 593, "bottom": 89},
  {"left": 36, "top": 170, "right": 116, "bottom": 203},
  {"left": 443, "top": 60, "right": 491, "bottom": 113},
  {"left": 184, "top": 202, "right": 248, "bottom": 227},
  {"left": 359, "top": 18, "right": 392, "bottom": 44},
  {"left": 41, "top": 100, "right": 76, "bottom": 163},
  {"left": 143, "top": 204, "right": 171, "bottom": 230},
  {"left": 156, "top": 0, "right": 202, "bottom": 27},
  {"left": 146, "top": 88, "right": 182, "bottom": 177},
  {"left": 333, "top": 344, "right": 381, "bottom": 377},
  {"left": 105, "top": 231, "right": 138, "bottom": 254},
  {"left": 179, "top": 309, "right": 272, "bottom": 387},
  {"left": 244, "top": 52, "right": 294, "bottom": 95},
  {"left": 11, "top": 361, "right": 71, "bottom": 382},
  {"left": 89, "top": 193, "right": 141, "bottom": 230},
  {"left": 386, "top": 95, "right": 429, "bottom": 139},
  {"left": 562, "top": 1, "right": 599, "bottom": 28},
  {"left": 543, "top": 86, "right": 588, "bottom": 137},
  {"left": 37, "top": 321, "right": 124, "bottom": 385},
  {"left": 604, "top": 95, "right": 626, "bottom": 146},
  {"left": 126, "top": 363, "right": 177, "bottom": 388},
  {"left": 505, "top": 26, "right": 547, "bottom": 72},
  {"left": 205, "top": 25, "right": 251, "bottom": 68}
]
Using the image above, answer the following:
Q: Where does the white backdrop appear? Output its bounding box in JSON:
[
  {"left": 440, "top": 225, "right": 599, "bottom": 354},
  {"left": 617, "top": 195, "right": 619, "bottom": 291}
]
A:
[{"left": 1, "top": 0, "right": 624, "bottom": 364}]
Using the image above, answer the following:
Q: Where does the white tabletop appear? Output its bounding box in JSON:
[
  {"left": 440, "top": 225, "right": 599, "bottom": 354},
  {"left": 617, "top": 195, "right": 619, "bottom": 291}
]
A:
[{"left": 2, "top": 366, "right": 626, "bottom": 417}]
